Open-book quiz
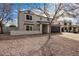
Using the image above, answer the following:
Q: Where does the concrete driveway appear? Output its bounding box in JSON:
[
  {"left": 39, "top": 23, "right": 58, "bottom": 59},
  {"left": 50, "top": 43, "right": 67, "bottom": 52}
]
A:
[{"left": 59, "top": 32, "right": 79, "bottom": 41}]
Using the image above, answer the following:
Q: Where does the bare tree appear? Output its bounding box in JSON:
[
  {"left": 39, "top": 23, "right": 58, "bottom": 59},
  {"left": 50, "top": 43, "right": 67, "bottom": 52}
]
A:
[
  {"left": 25, "top": 3, "right": 79, "bottom": 55},
  {"left": 17, "top": 3, "right": 79, "bottom": 55},
  {"left": 30, "top": 3, "right": 63, "bottom": 48},
  {"left": 0, "top": 3, "right": 14, "bottom": 34},
  {"left": 33, "top": 3, "right": 79, "bottom": 48}
]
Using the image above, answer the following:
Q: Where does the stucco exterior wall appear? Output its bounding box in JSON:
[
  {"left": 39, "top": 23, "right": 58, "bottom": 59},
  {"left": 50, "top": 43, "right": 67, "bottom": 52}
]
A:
[
  {"left": 19, "top": 11, "right": 49, "bottom": 31},
  {"left": 18, "top": 12, "right": 25, "bottom": 30},
  {"left": 24, "top": 14, "right": 48, "bottom": 22},
  {"left": 11, "top": 10, "right": 50, "bottom": 35}
]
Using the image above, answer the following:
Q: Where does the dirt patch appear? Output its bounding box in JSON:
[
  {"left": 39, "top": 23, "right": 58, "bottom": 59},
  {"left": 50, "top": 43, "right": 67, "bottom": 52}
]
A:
[{"left": 0, "top": 33, "right": 79, "bottom": 56}]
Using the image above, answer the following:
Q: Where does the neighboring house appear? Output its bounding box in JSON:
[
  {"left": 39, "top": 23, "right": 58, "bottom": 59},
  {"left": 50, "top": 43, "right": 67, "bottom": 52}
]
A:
[
  {"left": 0, "top": 26, "right": 9, "bottom": 34},
  {"left": 0, "top": 18, "right": 11, "bottom": 34},
  {"left": 59, "top": 21, "right": 79, "bottom": 33}
]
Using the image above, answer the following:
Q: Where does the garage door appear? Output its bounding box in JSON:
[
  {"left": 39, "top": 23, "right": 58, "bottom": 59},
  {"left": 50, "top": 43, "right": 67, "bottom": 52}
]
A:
[{"left": 51, "top": 26, "right": 60, "bottom": 33}]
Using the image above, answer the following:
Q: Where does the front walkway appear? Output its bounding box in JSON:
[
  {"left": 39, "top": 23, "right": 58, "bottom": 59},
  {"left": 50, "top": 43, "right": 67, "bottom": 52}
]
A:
[{"left": 59, "top": 32, "right": 79, "bottom": 41}]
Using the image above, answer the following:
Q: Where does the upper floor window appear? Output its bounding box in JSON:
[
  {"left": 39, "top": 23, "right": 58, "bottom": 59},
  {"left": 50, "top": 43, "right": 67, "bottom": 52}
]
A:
[
  {"left": 26, "top": 15, "right": 32, "bottom": 20},
  {"left": 64, "top": 23, "right": 67, "bottom": 25},
  {"left": 40, "top": 17, "right": 42, "bottom": 20},
  {"left": 30, "top": 15, "right": 32, "bottom": 20}
]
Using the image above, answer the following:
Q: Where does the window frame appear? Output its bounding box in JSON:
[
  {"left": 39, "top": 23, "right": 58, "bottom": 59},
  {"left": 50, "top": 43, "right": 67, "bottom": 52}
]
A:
[
  {"left": 26, "top": 25, "right": 33, "bottom": 31},
  {"left": 64, "top": 22, "right": 67, "bottom": 25},
  {"left": 26, "top": 14, "right": 32, "bottom": 20},
  {"left": 40, "top": 17, "right": 42, "bottom": 20}
]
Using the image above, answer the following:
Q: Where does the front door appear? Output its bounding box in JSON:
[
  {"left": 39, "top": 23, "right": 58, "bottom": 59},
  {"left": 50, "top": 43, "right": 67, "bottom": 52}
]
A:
[{"left": 42, "top": 24, "right": 48, "bottom": 34}]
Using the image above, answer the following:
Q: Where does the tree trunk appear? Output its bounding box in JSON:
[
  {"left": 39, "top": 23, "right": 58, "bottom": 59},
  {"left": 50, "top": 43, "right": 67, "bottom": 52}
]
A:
[
  {"left": 39, "top": 23, "right": 51, "bottom": 49},
  {"left": 48, "top": 23, "right": 51, "bottom": 40},
  {"left": 43, "top": 23, "right": 51, "bottom": 46},
  {"left": 0, "top": 25, "right": 3, "bottom": 34},
  {"left": 0, "top": 21, "right": 3, "bottom": 34}
]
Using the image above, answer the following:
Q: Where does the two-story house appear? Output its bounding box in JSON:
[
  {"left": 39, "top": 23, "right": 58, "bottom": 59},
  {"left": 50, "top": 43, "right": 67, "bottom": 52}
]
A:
[
  {"left": 10, "top": 10, "right": 52, "bottom": 35},
  {"left": 10, "top": 10, "right": 79, "bottom": 35}
]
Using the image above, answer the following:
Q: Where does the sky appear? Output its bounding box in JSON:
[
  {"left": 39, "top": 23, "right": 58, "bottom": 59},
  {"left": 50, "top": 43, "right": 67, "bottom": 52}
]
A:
[
  {"left": 6, "top": 3, "right": 55, "bottom": 26},
  {"left": 6, "top": 3, "right": 45, "bottom": 26},
  {"left": 6, "top": 3, "right": 79, "bottom": 26}
]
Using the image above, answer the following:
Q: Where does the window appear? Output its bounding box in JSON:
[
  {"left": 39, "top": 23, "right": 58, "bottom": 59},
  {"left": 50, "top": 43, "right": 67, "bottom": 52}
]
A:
[
  {"left": 26, "top": 15, "right": 32, "bottom": 20},
  {"left": 69, "top": 27, "right": 72, "bottom": 30},
  {"left": 65, "top": 27, "right": 66, "bottom": 30},
  {"left": 26, "top": 25, "right": 33, "bottom": 31},
  {"left": 30, "top": 16, "right": 32, "bottom": 20},
  {"left": 26, "top": 26, "right": 29, "bottom": 30},
  {"left": 26, "top": 15, "right": 29, "bottom": 19},
  {"left": 64, "top": 23, "right": 67, "bottom": 25},
  {"left": 40, "top": 17, "right": 42, "bottom": 20},
  {"left": 69, "top": 22, "right": 72, "bottom": 25}
]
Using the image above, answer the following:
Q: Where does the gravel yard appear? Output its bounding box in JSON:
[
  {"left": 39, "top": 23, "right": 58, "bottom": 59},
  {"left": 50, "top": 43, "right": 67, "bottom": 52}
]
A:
[{"left": 0, "top": 33, "right": 79, "bottom": 56}]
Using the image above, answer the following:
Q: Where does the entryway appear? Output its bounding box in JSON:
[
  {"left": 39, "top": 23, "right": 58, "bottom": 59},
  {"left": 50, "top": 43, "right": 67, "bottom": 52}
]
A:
[
  {"left": 0, "top": 27, "right": 1, "bottom": 33},
  {"left": 42, "top": 24, "right": 48, "bottom": 34}
]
